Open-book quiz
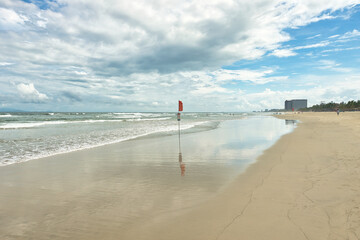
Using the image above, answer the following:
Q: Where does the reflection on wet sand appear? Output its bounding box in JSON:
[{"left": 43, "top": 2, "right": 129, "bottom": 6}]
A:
[
  {"left": 178, "top": 153, "right": 185, "bottom": 176},
  {"left": 285, "top": 119, "right": 297, "bottom": 125}
]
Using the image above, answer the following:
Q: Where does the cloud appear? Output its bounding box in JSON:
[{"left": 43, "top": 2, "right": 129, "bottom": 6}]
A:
[
  {"left": 307, "top": 34, "right": 321, "bottom": 39},
  {"left": 293, "top": 41, "right": 330, "bottom": 50},
  {"left": 0, "top": 7, "right": 28, "bottom": 29},
  {"left": 339, "top": 29, "right": 360, "bottom": 39},
  {"left": 317, "top": 60, "right": 352, "bottom": 72},
  {"left": 321, "top": 46, "right": 360, "bottom": 53},
  {"left": 271, "top": 41, "right": 330, "bottom": 58},
  {"left": 61, "top": 90, "right": 81, "bottom": 102},
  {"left": 270, "top": 49, "right": 297, "bottom": 57},
  {"left": 16, "top": 83, "right": 49, "bottom": 103},
  {"left": 1, "top": 0, "right": 358, "bottom": 74},
  {"left": 317, "top": 60, "right": 340, "bottom": 69},
  {"left": 0, "top": 62, "right": 14, "bottom": 66},
  {"left": 74, "top": 71, "right": 87, "bottom": 76},
  {"left": 191, "top": 85, "right": 228, "bottom": 95},
  {"left": 212, "top": 69, "right": 288, "bottom": 84}
]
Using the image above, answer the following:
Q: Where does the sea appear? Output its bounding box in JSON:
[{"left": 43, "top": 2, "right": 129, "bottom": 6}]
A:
[{"left": 0, "top": 112, "right": 254, "bottom": 166}]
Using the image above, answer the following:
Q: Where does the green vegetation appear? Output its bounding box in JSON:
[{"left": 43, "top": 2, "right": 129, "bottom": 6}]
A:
[{"left": 302, "top": 100, "right": 360, "bottom": 112}]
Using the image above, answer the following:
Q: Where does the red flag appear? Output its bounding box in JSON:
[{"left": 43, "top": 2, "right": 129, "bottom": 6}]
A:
[{"left": 178, "top": 100, "right": 183, "bottom": 112}]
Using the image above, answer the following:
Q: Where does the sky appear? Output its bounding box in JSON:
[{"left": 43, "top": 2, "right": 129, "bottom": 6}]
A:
[{"left": 0, "top": 0, "right": 360, "bottom": 112}]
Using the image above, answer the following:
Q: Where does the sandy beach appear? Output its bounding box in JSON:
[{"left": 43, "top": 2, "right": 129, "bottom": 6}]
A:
[{"left": 1, "top": 113, "right": 360, "bottom": 239}]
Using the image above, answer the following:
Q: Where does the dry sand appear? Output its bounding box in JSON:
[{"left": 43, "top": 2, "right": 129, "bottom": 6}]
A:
[{"left": 123, "top": 112, "right": 360, "bottom": 240}]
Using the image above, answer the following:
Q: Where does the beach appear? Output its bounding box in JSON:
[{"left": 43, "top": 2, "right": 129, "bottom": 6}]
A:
[
  {"left": 1, "top": 112, "right": 359, "bottom": 239},
  {"left": 2, "top": 1, "right": 360, "bottom": 240}
]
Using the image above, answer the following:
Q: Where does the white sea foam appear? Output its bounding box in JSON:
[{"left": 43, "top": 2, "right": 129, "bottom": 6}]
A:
[
  {"left": 0, "top": 120, "right": 208, "bottom": 166},
  {"left": 126, "top": 117, "right": 172, "bottom": 121},
  {"left": 0, "top": 119, "right": 127, "bottom": 129},
  {"left": 0, "top": 114, "right": 12, "bottom": 117},
  {"left": 113, "top": 112, "right": 141, "bottom": 116},
  {"left": 113, "top": 115, "right": 141, "bottom": 119},
  {"left": 0, "top": 121, "right": 69, "bottom": 129},
  {"left": 78, "top": 119, "right": 124, "bottom": 123},
  {"left": 113, "top": 113, "right": 166, "bottom": 118}
]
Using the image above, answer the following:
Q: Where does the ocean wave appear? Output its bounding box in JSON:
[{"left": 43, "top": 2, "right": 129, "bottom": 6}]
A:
[
  {"left": 113, "top": 115, "right": 141, "bottom": 119},
  {"left": 0, "top": 114, "right": 12, "bottom": 117},
  {"left": 0, "top": 117, "right": 177, "bottom": 129},
  {"left": 0, "top": 121, "right": 69, "bottom": 129},
  {"left": 0, "top": 121, "right": 210, "bottom": 166},
  {"left": 113, "top": 112, "right": 141, "bottom": 116},
  {"left": 0, "top": 119, "right": 124, "bottom": 129},
  {"left": 113, "top": 112, "right": 167, "bottom": 118},
  {"left": 125, "top": 117, "right": 172, "bottom": 121},
  {"left": 79, "top": 119, "right": 123, "bottom": 123}
]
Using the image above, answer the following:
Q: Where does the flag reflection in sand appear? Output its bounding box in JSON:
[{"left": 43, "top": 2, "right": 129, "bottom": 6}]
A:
[{"left": 179, "top": 152, "right": 185, "bottom": 176}]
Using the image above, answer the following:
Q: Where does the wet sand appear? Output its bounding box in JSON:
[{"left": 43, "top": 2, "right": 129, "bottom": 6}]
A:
[
  {"left": 0, "top": 117, "right": 293, "bottom": 240},
  {"left": 122, "top": 112, "right": 360, "bottom": 240}
]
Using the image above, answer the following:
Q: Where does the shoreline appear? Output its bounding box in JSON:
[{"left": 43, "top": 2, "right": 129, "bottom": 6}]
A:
[
  {"left": 122, "top": 112, "right": 360, "bottom": 240},
  {"left": 0, "top": 118, "right": 219, "bottom": 167}
]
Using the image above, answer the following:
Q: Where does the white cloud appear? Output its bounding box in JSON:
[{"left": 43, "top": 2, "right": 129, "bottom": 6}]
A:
[
  {"left": 74, "top": 71, "right": 87, "bottom": 75},
  {"left": 191, "top": 85, "right": 228, "bottom": 95},
  {"left": 212, "top": 69, "right": 288, "bottom": 84},
  {"left": 307, "top": 34, "right": 321, "bottom": 39},
  {"left": 109, "top": 95, "right": 123, "bottom": 100},
  {"left": 317, "top": 60, "right": 352, "bottom": 72},
  {"left": 36, "top": 20, "right": 47, "bottom": 28},
  {"left": 321, "top": 46, "right": 360, "bottom": 53},
  {"left": 293, "top": 41, "right": 330, "bottom": 50},
  {"left": 317, "top": 60, "right": 340, "bottom": 69},
  {"left": 339, "top": 29, "right": 360, "bottom": 39},
  {"left": 0, "top": 7, "right": 27, "bottom": 27},
  {"left": 16, "top": 83, "right": 49, "bottom": 103},
  {"left": 0, "top": 62, "right": 14, "bottom": 66},
  {"left": 271, "top": 41, "right": 330, "bottom": 58},
  {"left": 270, "top": 49, "right": 297, "bottom": 57}
]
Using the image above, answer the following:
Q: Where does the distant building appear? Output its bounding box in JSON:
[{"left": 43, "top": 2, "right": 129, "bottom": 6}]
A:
[
  {"left": 285, "top": 99, "right": 307, "bottom": 111},
  {"left": 285, "top": 100, "right": 292, "bottom": 110}
]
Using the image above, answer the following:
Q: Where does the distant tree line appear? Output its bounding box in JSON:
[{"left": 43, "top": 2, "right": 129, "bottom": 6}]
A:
[{"left": 301, "top": 100, "right": 360, "bottom": 111}]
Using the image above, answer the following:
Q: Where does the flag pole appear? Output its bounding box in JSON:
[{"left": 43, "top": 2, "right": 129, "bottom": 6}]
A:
[
  {"left": 178, "top": 117, "right": 181, "bottom": 153},
  {"left": 177, "top": 100, "right": 183, "bottom": 153}
]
